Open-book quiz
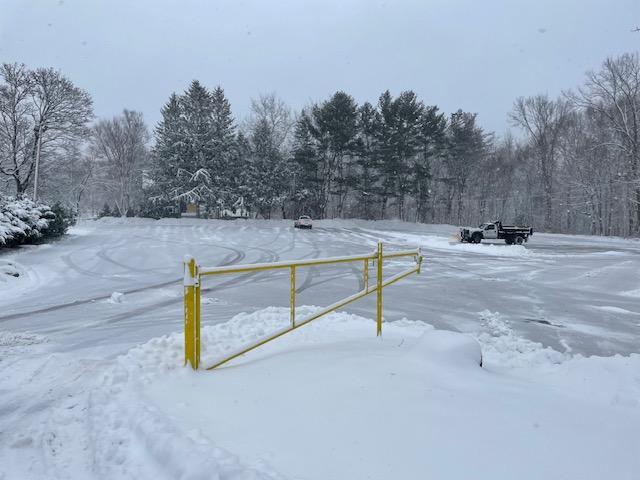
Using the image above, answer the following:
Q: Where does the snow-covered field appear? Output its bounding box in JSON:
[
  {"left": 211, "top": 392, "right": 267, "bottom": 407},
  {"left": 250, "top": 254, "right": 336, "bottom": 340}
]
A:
[{"left": 1, "top": 218, "right": 639, "bottom": 479}]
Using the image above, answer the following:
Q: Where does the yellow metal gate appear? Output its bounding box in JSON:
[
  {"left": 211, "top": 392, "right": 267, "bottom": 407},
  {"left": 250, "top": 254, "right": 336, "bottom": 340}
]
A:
[{"left": 184, "top": 242, "right": 423, "bottom": 370}]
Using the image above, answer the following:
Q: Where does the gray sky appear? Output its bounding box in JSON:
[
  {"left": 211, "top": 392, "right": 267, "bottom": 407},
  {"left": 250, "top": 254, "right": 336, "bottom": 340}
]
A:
[{"left": 1, "top": 0, "right": 638, "bottom": 136}]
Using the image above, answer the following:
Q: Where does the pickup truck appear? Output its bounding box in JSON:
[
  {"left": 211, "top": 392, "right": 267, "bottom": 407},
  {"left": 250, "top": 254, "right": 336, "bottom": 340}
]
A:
[
  {"left": 460, "top": 220, "right": 533, "bottom": 245},
  {"left": 294, "top": 215, "right": 313, "bottom": 229}
]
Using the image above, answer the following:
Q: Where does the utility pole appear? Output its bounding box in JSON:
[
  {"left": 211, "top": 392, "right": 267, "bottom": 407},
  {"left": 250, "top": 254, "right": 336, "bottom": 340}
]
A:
[{"left": 32, "top": 124, "right": 44, "bottom": 202}]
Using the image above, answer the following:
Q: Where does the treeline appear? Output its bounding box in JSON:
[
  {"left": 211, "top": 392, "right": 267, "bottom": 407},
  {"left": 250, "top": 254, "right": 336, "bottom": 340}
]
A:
[
  {"left": 2, "top": 52, "right": 640, "bottom": 236},
  {"left": 145, "top": 82, "right": 488, "bottom": 224},
  {"left": 146, "top": 52, "right": 640, "bottom": 236}
]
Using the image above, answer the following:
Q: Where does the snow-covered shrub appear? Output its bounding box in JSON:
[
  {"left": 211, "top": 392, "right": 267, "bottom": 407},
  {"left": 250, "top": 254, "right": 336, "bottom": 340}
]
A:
[
  {"left": 44, "top": 202, "right": 77, "bottom": 238},
  {"left": 98, "top": 203, "right": 114, "bottom": 218},
  {"left": 0, "top": 196, "right": 73, "bottom": 248}
]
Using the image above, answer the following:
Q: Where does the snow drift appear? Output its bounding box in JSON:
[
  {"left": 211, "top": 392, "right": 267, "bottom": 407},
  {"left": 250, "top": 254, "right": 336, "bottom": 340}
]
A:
[{"left": 78, "top": 307, "right": 640, "bottom": 480}]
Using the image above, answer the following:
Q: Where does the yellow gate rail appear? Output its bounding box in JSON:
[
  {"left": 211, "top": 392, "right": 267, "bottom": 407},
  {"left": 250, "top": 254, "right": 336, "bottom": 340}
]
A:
[{"left": 184, "top": 242, "right": 423, "bottom": 370}]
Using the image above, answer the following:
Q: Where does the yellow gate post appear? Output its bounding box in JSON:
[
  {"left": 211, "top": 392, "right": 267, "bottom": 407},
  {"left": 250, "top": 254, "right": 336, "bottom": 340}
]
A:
[
  {"left": 363, "top": 258, "right": 369, "bottom": 290},
  {"left": 376, "top": 241, "right": 383, "bottom": 336},
  {"left": 184, "top": 255, "right": 200, "bottom": 369},
  {"left": 290, "top": 265, "right": 296, "bottom": 327},
  {"left": 195, "top": 260, "right": 201, "bottom": 367}
]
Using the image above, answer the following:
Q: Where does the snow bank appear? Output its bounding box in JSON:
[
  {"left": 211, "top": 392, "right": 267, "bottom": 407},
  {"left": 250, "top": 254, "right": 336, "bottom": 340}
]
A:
[
  {"left": 111, "top": 306, "right": 431, "bottom": 383},
  {"left": 476, "top": 310, "right": 568, "bottom": 367},
  {"left": 92, "top": 307, "right": 640, "bottom": 480},
  {"left": 361, "top": 228, "right": 534, "bottom": 257}
]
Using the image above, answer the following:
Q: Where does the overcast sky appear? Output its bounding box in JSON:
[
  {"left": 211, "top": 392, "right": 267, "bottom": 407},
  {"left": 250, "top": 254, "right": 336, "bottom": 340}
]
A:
[{"left": 1, "top": 0, "right": 639, "bottom": 136}]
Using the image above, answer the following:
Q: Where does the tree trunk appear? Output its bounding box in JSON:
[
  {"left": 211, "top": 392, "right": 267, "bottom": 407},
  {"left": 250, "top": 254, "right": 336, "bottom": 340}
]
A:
[
  {"left": 635, "top": 186, "right": 640, "bottom": 235},
  {"left": 380, "top": 196, "right": 387, "bottom": 220}
]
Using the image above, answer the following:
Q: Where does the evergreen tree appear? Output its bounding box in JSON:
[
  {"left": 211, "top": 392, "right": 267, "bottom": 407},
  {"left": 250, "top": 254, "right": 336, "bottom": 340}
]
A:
[
  {"left": 99, "top": 202, "right": 112, "bottom": 217},
  {"left": 376, "top": 90, "right": 425, "bottom": 220},
  {"left": 412, "top": 105, "right": 447, "bottom": 222},
  {"left": 355, "top": 102, "right": 382, "bottom": 219},
  {"left": 149, "top": 93, "right": 185, "bottom": 211},
  {"left": 209, "top": 86, "right": 236, "bottom": 210},
  {"left": 391, "top": 91, "right": 425, "bottom": 219},
  {"left": 376, "top": 90, "right": 396, "bottom": 219},
  {"left": 445, "top": 110, "right": 489, "bottom": 224},
  {"left": 319, "top": 91, "right": 358, "bottom": 217},
  {"left": 179, "top": 80, "right": 215, "bottom": 208},
  {"left": 245, "top": 118, "right": 289, "bottom": 218},
  {"left": 292, "top": 91, "right": 358, "bottom": 219},
  {"left": 291, "top": 112, "right": 321, "bottom": 217}
]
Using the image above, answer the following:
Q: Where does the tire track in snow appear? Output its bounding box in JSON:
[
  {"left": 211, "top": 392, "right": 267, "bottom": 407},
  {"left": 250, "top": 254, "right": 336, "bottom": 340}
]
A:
[
  {"left": 97, "top": 245, "right": 280, "bottom": 326},
  {"left": 0, "top": 244, "right": 246, "bottom": 323}
]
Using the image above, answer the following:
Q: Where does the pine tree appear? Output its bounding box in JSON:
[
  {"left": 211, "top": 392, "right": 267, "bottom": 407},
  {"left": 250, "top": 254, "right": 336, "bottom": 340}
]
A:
[
  {"left": 179, "top": 80, "right": 215, "bottom": 208},
  {"left": 246, "top": 118, "right": 290, "bottom": 218},
  {"left": 291, "top": 92, "right": 358, "bottom": 219},
  {"left": 150, "top": 93, "right": 185, "bottom": 211},
  {"left": 355, "top": 102, "right": 382, "bottom": 219},
  {"left": 412, "top": 105, "right": 447, "bottom": 222},
  {"left": 376, "top": 90, "right": 396, "bottom": 219},
  {"left": 376, "top": 90, "right": 425, "bottom": 220},
  {"left": 99, "top": 202, "right": 112, "bottom": 217},
  {"left": 209, "top": 86, "right": 236, "bottom": 210},
  {"left": 446, "top": 110, "right": 488, "bottom": 224}
]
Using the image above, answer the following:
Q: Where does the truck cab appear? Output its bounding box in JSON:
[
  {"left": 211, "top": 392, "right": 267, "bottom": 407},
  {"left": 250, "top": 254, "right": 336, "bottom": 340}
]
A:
[{"left": 479, "top": 223, "right": 498, "bottom": 239}]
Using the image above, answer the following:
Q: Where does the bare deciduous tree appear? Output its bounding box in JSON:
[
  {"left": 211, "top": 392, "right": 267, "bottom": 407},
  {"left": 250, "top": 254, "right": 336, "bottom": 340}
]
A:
[
  {"left": 569, "top": 53, "right": 640, "bottom": 234},
  {"left": 510, "top": 95, "right": 572, "bottom": 231},
  {"left": 91, "top": 110, "right": 150, "bottom": 216},
  {"left": 29, "top": 67, "right": 94, "bottom": 200},
  {"left": 246, "top": 92, "right": 294, "bottom": 151},
  {"left": 0, "top": 63, "right": 35, "bottom": 194},
  {"left": 0, "top": 63, "right": 93, "bottom": 198}
]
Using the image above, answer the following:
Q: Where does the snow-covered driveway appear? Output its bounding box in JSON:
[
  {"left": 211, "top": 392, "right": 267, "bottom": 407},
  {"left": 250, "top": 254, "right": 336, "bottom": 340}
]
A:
[{"left": 1, "top": 218, "right": 639, "bottom": 479}]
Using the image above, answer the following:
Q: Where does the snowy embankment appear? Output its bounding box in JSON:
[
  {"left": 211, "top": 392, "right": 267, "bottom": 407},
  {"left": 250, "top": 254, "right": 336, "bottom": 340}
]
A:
[{"left": 34, "top": 306, "right": 637, "bottom": 480}]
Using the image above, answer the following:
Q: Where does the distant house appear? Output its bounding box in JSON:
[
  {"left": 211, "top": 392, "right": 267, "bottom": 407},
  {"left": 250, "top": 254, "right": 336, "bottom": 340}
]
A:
[
  {"left": 181, "top": 202, "right": 200, "bottom": 218},
  {"left": 220, "top": 197, "right": 249, "bottom": 219}
]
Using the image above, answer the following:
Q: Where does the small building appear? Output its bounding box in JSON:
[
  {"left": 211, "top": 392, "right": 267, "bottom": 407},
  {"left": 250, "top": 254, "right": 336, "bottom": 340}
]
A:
[
  {"left": 220, "top": 197, "right": 249, "bottom": 220},
  {"left": 181, "top": 202, "right": 200, "bottom": 218}
]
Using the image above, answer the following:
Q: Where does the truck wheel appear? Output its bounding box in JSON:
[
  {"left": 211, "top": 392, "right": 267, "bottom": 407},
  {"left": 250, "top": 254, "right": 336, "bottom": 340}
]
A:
[
  {"left": 515, "top": 236, "right": 524, "bottom": 245},
  {"left": 472, "top": 233, "right": 482, "bottom": 244}
]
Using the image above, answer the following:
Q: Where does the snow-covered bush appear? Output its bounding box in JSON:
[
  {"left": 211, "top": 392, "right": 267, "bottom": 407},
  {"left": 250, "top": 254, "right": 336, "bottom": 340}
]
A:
[
  {"left": 98, "top": 203, "right": 115, "bottom": 218},
  {"left": 46, "top": 202, "right": 77, "bottom": 237},
  {"left": 0, "top": 196, "right": 74, "bottom": 248}
]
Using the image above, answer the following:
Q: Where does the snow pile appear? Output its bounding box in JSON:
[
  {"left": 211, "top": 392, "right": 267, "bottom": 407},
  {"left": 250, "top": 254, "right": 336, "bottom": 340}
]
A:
[
  {"left": 621, "top": 288, "right": 640, "bottom": 298},
  {"left": 108, "top": 291, "right": 125, "bottom": 304},
  {"left": 0, "top": 261, "right": 21, "bottom": 288},
  {"left": 0, "top": 330, "right": 47, "bottom": 347},
  {"left": 113, "top": 306, "right": 431, "bottom": 383},
  {"left": 0, "top": 196, "right": 55, "bottom": 247},
  {"left": 476, "top": 310, "right": 568, "bottom": 367},
  {"left": 0, "top": 330, "right": 48, "bottom": 359},
  {"left": 363, "top": 228, "right": 534, "bottom": 257},
  {"left": 88, "top": 307, "right": 640, "bottom": 480},
  {"left": 87, "top": 307, "right": 390, "bottom": 479}
]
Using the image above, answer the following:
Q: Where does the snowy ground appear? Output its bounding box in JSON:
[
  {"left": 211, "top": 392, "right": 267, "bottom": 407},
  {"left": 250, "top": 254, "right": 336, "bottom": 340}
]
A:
[{"left": 1, "top": 218, "right": 639, "bottom": 479}]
